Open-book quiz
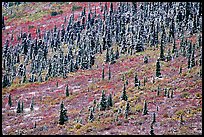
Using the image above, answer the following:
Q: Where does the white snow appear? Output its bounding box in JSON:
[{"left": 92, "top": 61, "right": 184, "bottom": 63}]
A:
[{"left": 5, "top": 26, "right": 11, "bottom": 29}]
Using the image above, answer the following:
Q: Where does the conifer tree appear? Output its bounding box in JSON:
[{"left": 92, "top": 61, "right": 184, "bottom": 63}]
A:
[
  {"left": 108, "top": 66, "right": 111, "bottom": 80},
  {"left": 30, "top": 98, "right": 34, "bottom": 111},
  {"left": 21, "top": 101, "right": 24, "bottom": 113},
  {"left": 160, "top": 38, "right": 165, "bottom": 61},
  {"left": 16, "top": 100, "right": 21, "bottom": 113},
  {"left": 142, "top": 100, "right": 148, "bottom": 115},
  {"left": 105, "top": 47, "right": 110, "bottom": 63},
  {"left": 187, "top": 54, "right": 191, "bottom": 69},
  {"left": 191, "top": 50, "right": 195, "bottom": 68},
  {"left": 144, "top": 56, "right": 148, "bottom": 63},
  {"left": 100, "top": 90, "right": 107, "bottom": 111},
  {"left": 121, "top": 83, "right": 128, "bottom": 101},
  {"left": 157, "top": 86, "right": 160, "bottom": 96},
  {"left": 125, "top": 101, "right": 130, "bottom": 119},
  {"left": 89, "top": 108, "right": 94, "bottom": 122},
  {"left": 172, "top": 38, "right": 176, "bottom": 53},
  {"left": 199, "top": 54, "right": 202, "bottom": 66},
  {"left": 179, "top": 66, "right": 182, "bottom": 74},
  {"left": 134, "top": 73, "right": 139, "bottom": 87},
  {"left": 156, "top": 59, "right": 161, "bottom": 77},
  {"left": 170, "top": 90, "right": 174, "bottom": 98},
  {"left": 149, "top": 123, "right": 155, "bottom": 135},
  {"left": 115, "top": 46, "right": 119, "bottom": 59},
  {"left": 107, "top": 93, "right": 113, "bottom": 108},
  {"left": 8, "top": 93, "right": 12, "bottom": 107},
  {"left": 152, "top": 112, "right": 156, "bottom": 124},
  {"left": 59, "top": 101, "right": 68, "bottom": 125},
  {"left": 65, "top": 84, "right": 69, "bottom": 97}
]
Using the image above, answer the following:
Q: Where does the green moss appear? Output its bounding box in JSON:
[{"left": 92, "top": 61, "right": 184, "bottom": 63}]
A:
[{"left": 180, "top": 92, "right": 190, "bottom": 99}]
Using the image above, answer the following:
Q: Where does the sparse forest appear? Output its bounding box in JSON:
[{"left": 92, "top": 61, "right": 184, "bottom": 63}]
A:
[{"left": 2, "top": 2, "right": 202, "bottom": 135}]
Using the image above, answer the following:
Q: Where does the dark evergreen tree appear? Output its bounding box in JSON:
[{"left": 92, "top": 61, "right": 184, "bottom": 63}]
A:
[
  {"left": 89, "top": 108, "right": 94, "bottom": 122},
  {"left": 166, "top": 48, "right": 172, "bottom": 62},
  {"left": 160, "top": 38, "right": 165, "bottom": 61},
  {"left": 99, "top": 90, "right": 107, "bottom": 111},
  {"left": 108, "top": 66, "right": 111, "bottom": 80},
  {"left": 2, "top": 15, "right": 5, "bottom": 29},
  {"left": 21, "top": 101, "right": 24, "bottom": 113},
  {"left": 199, "top": 54, "right": 202, "bottom": 66},
  {"left": 125, "top": 101, "right": 130, "bottom": 119},
  {"left": 65, "top": 84, "right": 69, "bottom": 97},
  {"left": 134, "top": 73, "right": 139, "bottom": 87},
  {"left": 59, "top": 101, "right": 68, "bottom": 125},
  {"left": 149, "top": 123, "right": 155, "bottom": 135},
  {"left": 8, "top": 93, "right": 12, "bottom": 107},
  {"left": 121, "top": 83, "right": 128, "bottom": 101},
  {"left": 144, "top": 56, "right": 148, "bottom": 63},
  {"left": 170, "top": 90, "right": 174, "bottom": 98},
  {"left": 105, "top": 47, "right": 110, "bottom": 63},
  {"left": 157, "top": 86, "right": 160, "bottom": 96},
  {"left": 115, "top": 46, "right": 119, "bottom": 59},
  {"left": 107, "top": 93, "right": 113, "bottom": 108},
  {"left": 187, "top": 54, "right": 191, "bottom": 69},
  {"left": 152, "top": 112, "right": 156, "bottom": 124},
  {"left": 191, "top": 50, "right": 195, "bottom": 68},
  {"left": 156, "top": 59, "right": 161, "bottom": 77},
  {"left": 172, "top": 38, "right": 176, "bottom": 53},
  {"left": 16, "top": 100, "right": 21, "bottom": 113},
  {"left": 142, "top": 100, "right": 148, "bottom": 115},
  {"left": 30, "top": 98, "right": 34, "bottom": 111},
  {"left": 110, "top": 48, "right": 116, "bottom": 64}
]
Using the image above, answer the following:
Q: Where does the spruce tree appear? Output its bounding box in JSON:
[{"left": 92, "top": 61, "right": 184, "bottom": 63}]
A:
[
  {"left": 105, "top": 47, "right": 110, "bottom": 63},
  {"left": 191, "top": 50, "right": 195, "bottom": 68},
  {"left": 99, "top": 90, "right": 107, "bottom": 111},
  {"left": 21, "top": 101, "right": 24, "bottom": 113},
  {"left": 59, "top": 101, "right": 68, "bottom": 125},
  {"left": 179, "top": 66, "right": 182, "bottom": 74},
  {"left": 108, "top": 66, "right": 111, "bottom": 80},
  {"left": 8, "top": 93, "right": 12, "bottom": 107},
  {"left": 30, "top": 98, "right": 34, "bottom": 111},
  {"left": 142, "top": 100, "right": 148, "bottom": 115},
  {"left": 160, "top": 38, "right": 165, "bottom": 61},
  {"left": 187, "top": 54, "right": 191, "bottom": 69},
  {"left": 152, "top": 112, "right": 156, "bottom": 124},
  {"left": 125, "top": 101, "right": 130, "bottom": 119},
  {"left": 149, "top": 123, "right": 155, "bottom": 135},
  {"left": 134, "top": 73, "right": 139, "bottom": 87},
  {"left": 107, "top": 93, "right": 113, "bottom": 108},
  {"left": 65, "top": 84, "right": 69, "bottom": 97},
  {"left": 199, "top": 54, "right": 202, "bottom": 66},
  {"left": 172, "top": 38, "right": 176, "bottom": 53},
  {"left": 115, "top": 46, "right": 119, "bottom": 59},
  {"left": 156, "top": 59, "right": 161, "bottom": 77},
  {"left": 110, "top": 48, "right": 116, "bottom": 64},
  {"left": 16, "top": 100, "right": 21, "bottom": 113},
  {"left": 121, "top": 83, "right": 128, "bottom": 101},
  {"left": 144, "top": 56, "right": 148, "bottom": 63},
  {"left": 157, "top": 86, "right": 160, "bottom": 96},
  {"left": 170, "top": 90, "right": 174, "bottom": 98},
  {"left": 89, "top": 108, "right": 94, "bottom": 122}
]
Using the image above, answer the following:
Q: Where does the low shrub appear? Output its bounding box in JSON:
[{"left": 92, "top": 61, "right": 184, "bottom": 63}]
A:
[{"left": 72, "top": 5, "right": 82, "bottom": 11}]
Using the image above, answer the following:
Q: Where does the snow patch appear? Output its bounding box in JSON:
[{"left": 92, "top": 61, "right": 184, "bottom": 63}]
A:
[
  {"left": 5, "top": 26, "right": 11, "bottom": 29},
  {"left": 24, "top": 108, "right": 30, "bottom": 112},
  {"left": 58, "top": 84, "right": 65, "bottom": 89}
]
